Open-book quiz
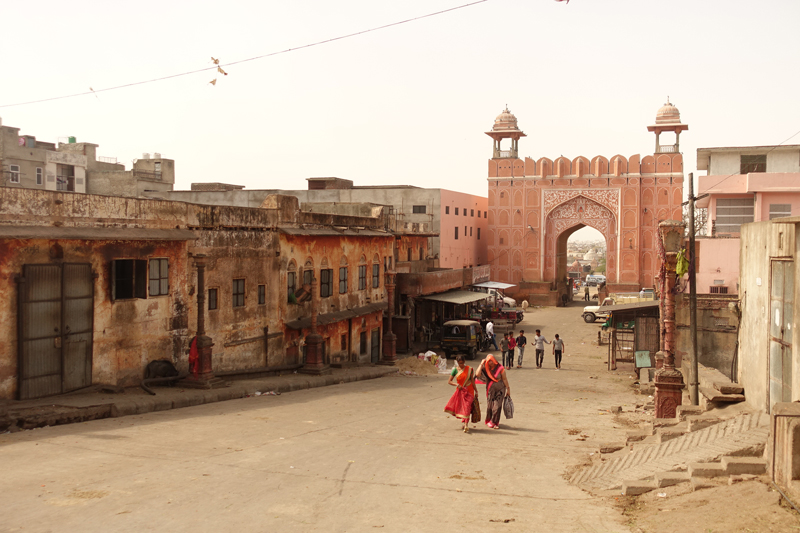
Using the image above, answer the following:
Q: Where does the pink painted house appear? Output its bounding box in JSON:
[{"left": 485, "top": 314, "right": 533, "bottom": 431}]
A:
[{"left": 695, "top": 145, "right": 800, "bottom": 294}]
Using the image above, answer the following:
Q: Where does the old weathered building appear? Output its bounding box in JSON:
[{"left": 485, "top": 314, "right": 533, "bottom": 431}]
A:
[
  {"left": 0, "top": 188, "right": 421, "bottom": 400},
  {"left": 0, "top": 117, "right": 174, "bottom": 196}
]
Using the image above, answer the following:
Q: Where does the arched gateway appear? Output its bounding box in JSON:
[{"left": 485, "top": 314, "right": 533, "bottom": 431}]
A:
[{"left": 486, "top": 103, "right": 688, "bottom": 305}]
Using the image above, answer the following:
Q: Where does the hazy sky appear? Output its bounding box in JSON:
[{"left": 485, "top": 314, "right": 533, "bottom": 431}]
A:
[{"left": 2, "top": 0, "right": 798, "bottom": 227}]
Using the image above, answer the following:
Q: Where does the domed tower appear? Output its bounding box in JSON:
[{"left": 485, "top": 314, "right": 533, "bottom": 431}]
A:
[
  {"left": 485, "top": 106, "right": 526, "bottom": 159},
  {"left": 647, "top": 99, "right": 689, "bottom": 154}
]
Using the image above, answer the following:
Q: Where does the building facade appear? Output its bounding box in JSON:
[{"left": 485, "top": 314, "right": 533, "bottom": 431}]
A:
[
  {"left": 0, "top": 117, "right": 175, "bottom": 197},
  {"left": 0, "top": 187, "right": 421, "bottom": 400},
  {"left": 486, "top": 103, "right": 687, "bottom": 305},
  {"left": 154, "top": 177, "right": 488, "bottom": 270},
  {"left": 694, "top": 144, "right": 800, "bottom": 295}
]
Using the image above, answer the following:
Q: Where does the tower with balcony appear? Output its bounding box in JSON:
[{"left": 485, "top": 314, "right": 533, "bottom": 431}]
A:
[
  {"left": 647, "top": 99, "right": 689, "bottom": 154},
  {"left": 485, "top": 106, "right": 526, "bottom": 159}
]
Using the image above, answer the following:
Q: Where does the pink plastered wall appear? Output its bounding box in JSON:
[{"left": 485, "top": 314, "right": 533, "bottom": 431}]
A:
[
  {"left": 439, "top": 190, "right": 488, "bottom": 269},
  {"left": 696, "top": 238, "right": 740, "bottom": 295}
]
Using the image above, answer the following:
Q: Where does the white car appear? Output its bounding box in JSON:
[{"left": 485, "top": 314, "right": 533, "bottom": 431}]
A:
[{"left": 485, "top": 288, "right": 516, "bottom": 308}]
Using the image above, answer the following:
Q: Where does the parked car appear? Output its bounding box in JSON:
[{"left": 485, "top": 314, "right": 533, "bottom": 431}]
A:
[
  {"left": 484, "top": 288, "right": 516, "bottom": 308},
  {"left": 582, "top": 297, "right": 616, "bottom": 323},
  {"left": 440, "top": 320, "right": 486, "bottom": 359}
]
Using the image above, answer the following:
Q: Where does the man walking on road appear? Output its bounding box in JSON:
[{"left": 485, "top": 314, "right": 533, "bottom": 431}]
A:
[
  {"left": 584, "top": 285, "right": 590, "bottom": 301},
  {"left": 534, "top": 329, "right": 550, "bottom": 368},
  {"left": 486, "top": 320, "right": 499, "bottom": 350},
  {"left": 516, "top": 330, "right": 528, "bottom": 367}
]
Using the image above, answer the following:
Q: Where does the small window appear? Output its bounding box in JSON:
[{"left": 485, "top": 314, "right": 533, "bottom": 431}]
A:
[
  {"left": 477, "top": 228, "right": 481, "bottom": 240},
  {"left": 455, "top": 207, "right": 459, "bottom": 215},
  {"left": 500, "top": 192, "right": 505, "bottom": 198},
  {"left": 341, "top": 334, "right": 347, "bottom": 351},
  {"left": 463, "top": 208, "right": 467, "bottom": 217},
  {"left": 36, "top": 167, "right": 43, "bottom": 186},
  {"left": 321, "top": 269, "right": 333, "bottom": 298},
  {"left": 358, "top": 265, "right": 367, "bottom": 290},
  {"left": 149, "top": 258, "right": 169, "bottom": 296},
  {"left": 445, "top": 206, "right": 450, "bottom": 215},
  {"left": 407, "top": 248, "right": 412, "bottom": 262},
  {"left": 208, "top": 288, "right": 218, "bottom": 310},
  {"left": 470, "top": 227, "right": 473, "bottom": 237},
  {"left": 303, "top": 269, "right": 313, "bottom": 286},
  {"left": 412, "top": 205, "right": 426, "bottom": 214},
  {"left": 360, "top": 331, "right": 367, "bottom": 355},
  {"left": 464, "top": 226, "right": 467, "bottom": 237},
  {"left": 9, "top": 165, "right": 20, "bottom": 184},
  {"left": 471, "top": 209, "right": 474, "bottom": 217},
  {"left": 769, "top": 204, "right": 792, "bottom": 220},
  {"left": 740, "top": 154, "right": 766, "bottom": 174},
  {"left": 258, "top": 284, "right": 266, "bottom": 305},
  {"left": 232, "top": 279, "right": 245, "bottom": 307},
  {"left": 499, "top": 237, "right": 504, "bottom": 244},
  {"left": 339, "top": 267, "right": 348, "bottom": 294},
  {"left": 420, "top": 247, "right": 424, "bottom": 260},
  {"left": 454, "top": 226, "right": 459, "bottom": 240},
  {"left": 112, "top": 259, "right": 147, "bottom": 300},
  {"left": 372, "top": 264, "right": 380, "bottom": 288},
  {"left": 287, "top": 271, "right": 297, "bottom": 301}
]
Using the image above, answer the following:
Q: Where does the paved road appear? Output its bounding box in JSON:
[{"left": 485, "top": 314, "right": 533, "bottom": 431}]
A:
[{"left": 1, "top": 303, "right": 637, "bottom": 532}]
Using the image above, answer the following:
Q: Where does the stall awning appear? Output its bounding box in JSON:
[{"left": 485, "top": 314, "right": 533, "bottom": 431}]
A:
[
  {"left": 421, "top": 290, "right": 489, "bottom": 305},
  {"left": 472, "top": 281, "right": 516, "bottom": 290}
]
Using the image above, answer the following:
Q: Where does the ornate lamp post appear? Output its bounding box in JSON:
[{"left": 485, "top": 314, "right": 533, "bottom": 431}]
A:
[
  {"left": 654, "top": 220, "right": 686, "bottom": 419},
  {"left": 300, "top": 274, "right": 331, "bottom": 375},
  {"left": 182, "top": 254, "right": 225, "bottom": 389},
  {"left": 379, "top": 270, "right": 398, "bottom": 366}
]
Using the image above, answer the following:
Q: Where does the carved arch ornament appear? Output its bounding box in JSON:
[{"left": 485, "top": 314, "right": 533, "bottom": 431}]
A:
[
  {"left": 543, "top": 189, "right": 620, "bottom": 217},
  {"left": 544, "top": 195, "right": 618, "bottom": 282}
]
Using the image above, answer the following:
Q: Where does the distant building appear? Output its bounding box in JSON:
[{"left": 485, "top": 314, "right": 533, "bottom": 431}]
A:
[
  {"left": 155, "top": 177, "right": 488, "bottom": 271},
  {"left": 694, "top": 144, "right": 800, "bottom": 295},
  {"left": 0, "top": 117, "right": 174, "bottom": 197}
]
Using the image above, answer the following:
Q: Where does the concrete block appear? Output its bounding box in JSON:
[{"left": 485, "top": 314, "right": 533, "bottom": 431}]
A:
[
  {"left": 688, "top": 462, "right": 726, "bottom": 478},
  {"left": 622, "top": 480, "right": 658, "bottom": 496},
  {"left": 700, "top": 386, "right": 745, "bottom": 403},
  {"left": 729, "top": 474, "right": 758, "bottom": 485},
  {"left": 715, "top": 382, "right": 744, "bottom": 395},
  {"left": 639, "top": 383, "right": 655, "bottom": 395},
  {"left": 655, "top": 471, "right": 691, "bottom": 487},
  {"left": 676, "top": 405, "right": 704, "bottom": 421},
  {"left": 686, "top": 416, "right": 724, "bottom": 432},
  {"left": 691, "top": 477, "right": 715, "bottom": 491},
  {"left": 626, "top": 429, "right": 651, "bottom": 444},
  {"left": 600, "top": 443, "right": 626, "bottom": 454},
  {"left": 656, "top": 424, "right": 688, "bottom": 443},
  {"left": 654, "top": 418, "right": 681, "bottom": 428},
  {"left": 721, "top": 456, "right": 767, "bottom": 476}
]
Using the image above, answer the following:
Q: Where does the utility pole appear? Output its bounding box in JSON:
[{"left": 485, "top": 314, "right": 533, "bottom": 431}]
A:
[{"left": 688, "top": 173, "right": 699, "bottom": 406}]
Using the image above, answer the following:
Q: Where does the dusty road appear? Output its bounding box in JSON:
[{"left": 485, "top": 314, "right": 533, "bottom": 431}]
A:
[{"left": 0, "top": 302, "right": 640, "bottom": 532}]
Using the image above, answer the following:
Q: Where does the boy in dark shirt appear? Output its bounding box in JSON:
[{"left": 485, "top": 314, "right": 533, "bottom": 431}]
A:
[{"left": 515, "top": 330, "right": 528, "bottom": 367}]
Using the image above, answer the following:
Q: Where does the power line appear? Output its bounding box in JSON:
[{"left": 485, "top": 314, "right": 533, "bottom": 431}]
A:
[{"left": 0, "top": 0, "right": 490, "bottom": 109}]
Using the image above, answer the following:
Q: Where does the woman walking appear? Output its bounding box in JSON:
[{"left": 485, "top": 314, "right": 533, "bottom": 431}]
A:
[
  {"left": 444, "top": 356, "right": 476, "bottom": 433},
  {"left": 475, "top": 354, "right": 511, "bottom": 429}
]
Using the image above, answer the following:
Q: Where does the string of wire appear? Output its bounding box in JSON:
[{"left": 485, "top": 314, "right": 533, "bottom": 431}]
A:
[{"left": 0, "top": 0, "right": 489, "bottom": 109}]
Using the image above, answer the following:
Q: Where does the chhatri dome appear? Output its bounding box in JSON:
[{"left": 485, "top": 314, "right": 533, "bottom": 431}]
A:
[
  {"left": 655, "top": 99, "right": 682, "bottom": 125},
  {"left": 583, "top": 249, "right": 600, "bottom": 261},
  {"left": 491, "top": 106, "right": 521, "bottom": 132}
]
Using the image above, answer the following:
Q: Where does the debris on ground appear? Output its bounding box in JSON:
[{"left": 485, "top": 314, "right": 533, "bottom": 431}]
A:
[{"left": 394, "top": 357, "right": 440, "bottom": 376}]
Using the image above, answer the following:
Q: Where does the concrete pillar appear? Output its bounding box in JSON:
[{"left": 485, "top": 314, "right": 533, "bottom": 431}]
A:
[
  {"left": 379, "top": 271, "right": 397, "bottom": 366},
  {"left": 301, "top": 274, "right": 331, "bottom": 375}
]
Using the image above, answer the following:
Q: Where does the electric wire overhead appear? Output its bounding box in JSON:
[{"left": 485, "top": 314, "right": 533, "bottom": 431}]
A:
[{"left": 0, "top": 0, "right": 490, "bottom": 109}]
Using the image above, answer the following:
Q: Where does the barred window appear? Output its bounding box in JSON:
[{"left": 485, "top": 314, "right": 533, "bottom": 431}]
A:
[
  {"left": 258, "top": 284, "right": 266, "bottom": 305},
  {"left": 715, "top": 198, "right": 754, "bottom": 234},
  {"left": 769, "top": 204, "right": 792, "bottom": 220},
  {"left": 320, "top": 269, "right": 333, "bottom": 298},
  {"left": 339, "top": 267, "right": 348, "bottom": 294},
  {"left": 149, "top": 258, "right": 169, "bottom": 296},
  {"left": 359, "top": 265, "right": 367, "bottom": 290},
  {"left": 412, "top": 205, "right": 426, "bottom": 214},
  {"left": 208, "top": 288, "right": 218, "bottom": 310},
  {"left": 372, "top": 264, "right": 380, "bottom": 288},
  {"left": 232, "top": 279, "right": 245, "bottom": 307},
  {"left": 740, "top": 155, "right": 766, "bottom": 174}
]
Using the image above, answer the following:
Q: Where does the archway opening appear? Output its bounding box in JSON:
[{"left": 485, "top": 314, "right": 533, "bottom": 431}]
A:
[{"left": 556, "top": 225, "right": 608, "bottom": 305}]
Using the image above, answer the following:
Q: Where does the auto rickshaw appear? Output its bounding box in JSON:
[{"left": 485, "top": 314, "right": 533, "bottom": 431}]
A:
[{"left": 440, "top": 320, "right": 486, "bottom": 359}]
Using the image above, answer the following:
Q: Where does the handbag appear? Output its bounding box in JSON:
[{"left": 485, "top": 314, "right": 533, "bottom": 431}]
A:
[
  {"left": 471, "top": 396, "right": 481, "bottom": 423},
  {"left": 503, "top": 396, "right": 514, "bottom": 419}
]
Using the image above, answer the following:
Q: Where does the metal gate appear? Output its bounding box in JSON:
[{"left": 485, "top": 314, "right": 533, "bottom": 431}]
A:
[
  {"left": 370, "top": 327, "right": 381, "bottom": 363},
  {"left": 18, "top": 263, "right": 94, "bottom": 399},
  {"left": 769, "top": 260, "right": 794, "bottom": 411}
]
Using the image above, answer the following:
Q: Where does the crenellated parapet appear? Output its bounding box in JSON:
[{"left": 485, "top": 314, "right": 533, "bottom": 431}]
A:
[{"left": 488, "top": 152, "right": 684, "bottom": 179}]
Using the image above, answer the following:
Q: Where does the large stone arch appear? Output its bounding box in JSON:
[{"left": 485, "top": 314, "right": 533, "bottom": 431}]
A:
[{"left": 543, "top": 195, "right": 618, "bottom": 285}]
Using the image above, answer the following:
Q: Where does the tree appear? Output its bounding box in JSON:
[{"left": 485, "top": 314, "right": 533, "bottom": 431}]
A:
[{"left": 682, "top": 203, "right": 708, "bottom": 236}]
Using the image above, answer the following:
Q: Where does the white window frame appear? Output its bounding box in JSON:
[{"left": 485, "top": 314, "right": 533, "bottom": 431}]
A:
[
  {"left": 9, "top": 165, "right": 20, "bottom": 183},
  {"left": 36, "top": 167, "right": 43, "bottom": 185}
]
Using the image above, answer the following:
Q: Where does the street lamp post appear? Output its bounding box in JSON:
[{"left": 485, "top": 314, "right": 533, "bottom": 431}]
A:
[
  {"left": 379, "top": 270, "right": 398, "bottom": 366},
  {"left": 654, "top": 220, "right": 686, "bottom": 419},
  {"left": 182, "top": 254, "right": 225, "bottom": 389}
]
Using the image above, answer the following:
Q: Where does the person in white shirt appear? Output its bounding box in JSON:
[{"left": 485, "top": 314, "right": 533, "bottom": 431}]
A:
[
  {"left": 485, "top": 321, "right": 499, "bottom": 350},
  {"left": 552, "top": 334, "right": 565, "bottom": 370},
  {"left": 533, "top": 329, "right": 550, "bottom": 368}
]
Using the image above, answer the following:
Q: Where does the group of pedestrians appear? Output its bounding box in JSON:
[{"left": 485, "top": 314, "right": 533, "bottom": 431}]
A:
[{"left": 496, "top": 329, "right": 565, "bottom": 370}]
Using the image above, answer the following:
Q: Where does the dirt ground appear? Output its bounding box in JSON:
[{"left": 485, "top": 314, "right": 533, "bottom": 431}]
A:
[{"left": 615, "top": 479, "right": 800, "bottom": 532}]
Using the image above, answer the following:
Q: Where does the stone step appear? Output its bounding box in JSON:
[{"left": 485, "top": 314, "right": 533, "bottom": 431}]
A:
[
  {"left": 655, "top": 471, "right": 691, "bottom": 487},
  {"left": 626, "top": 429, "right": 651, "bottom": 444},
  {"left": 715, "top": 382, "right": 744, "bottom": 395},
  {"left": 700, "top": 386, "right": 745, "bottom": 403},
  {"left": 721, "top": 456, "right": 767, "bottom": 476},
  {"left": 686, "top": 414, "right": 725, "bottom": 432},
  {"left": 656, "top": 422, "right": 689, "bottom": 443},
  {"left": 691, "top": 477, "right": 716, "bottom": 491},
  {"left": 676, "top": 404, "right": 704, "bottom": 421},
  {"left": 572, "top": 411, "right": 770, "bottom": 492},
  {"left": 622, "top": 479, "right": 658, "bottom": 496},
  {"left": 689, "top": 462, "right": 726, "bottom": 478}
]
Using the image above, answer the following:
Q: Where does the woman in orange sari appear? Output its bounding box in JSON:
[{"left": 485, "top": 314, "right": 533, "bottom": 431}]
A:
[
  {"left": 444, "top": 356, "right": 475, "bottom": 433},
  {"left": 475, "top": 354, "right": 511, "bottom": 429}
]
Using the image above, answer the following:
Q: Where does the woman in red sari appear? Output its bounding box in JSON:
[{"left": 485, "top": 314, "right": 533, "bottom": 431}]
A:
[
  {"left": 444, "top": 356, "right": 475, "bottom": 433},
  {"left": 475, "top": 354, "right": 511, "bottom": 429}
]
